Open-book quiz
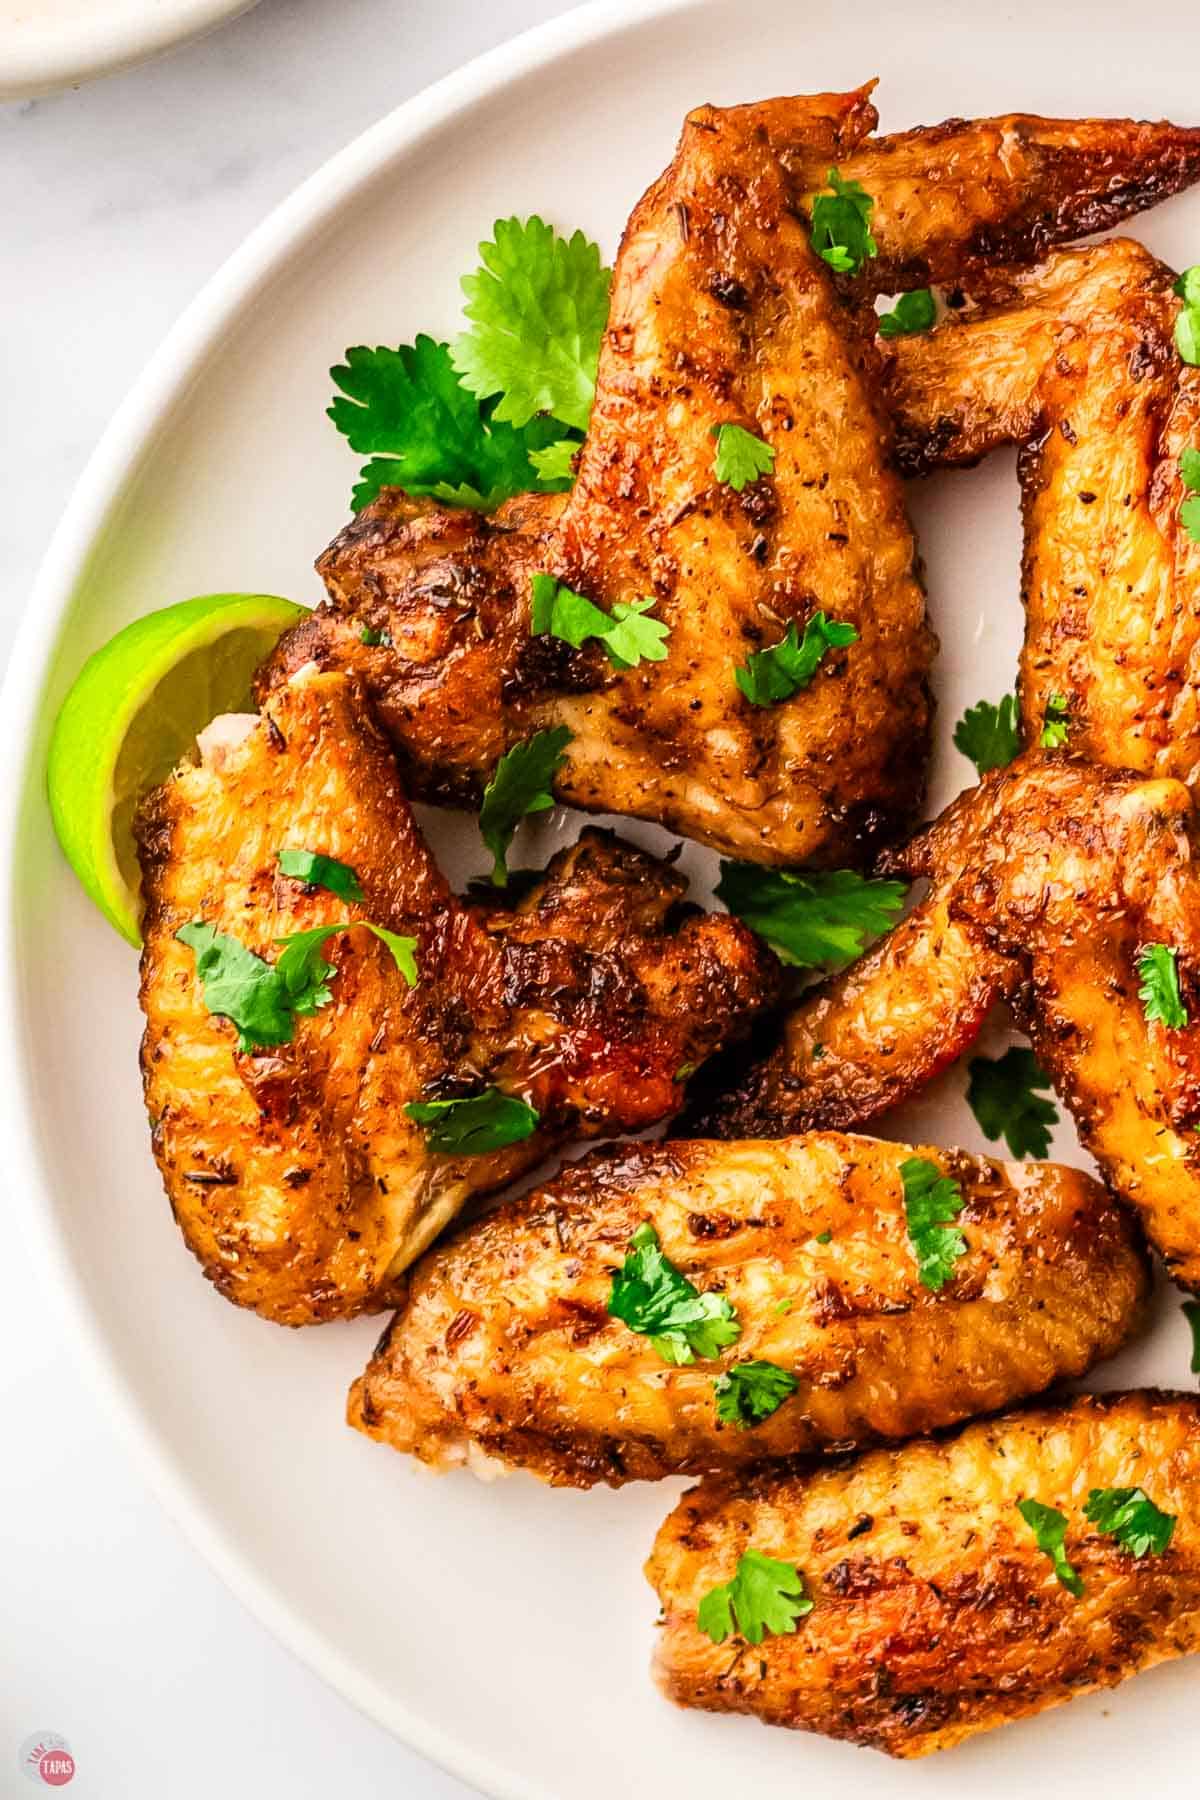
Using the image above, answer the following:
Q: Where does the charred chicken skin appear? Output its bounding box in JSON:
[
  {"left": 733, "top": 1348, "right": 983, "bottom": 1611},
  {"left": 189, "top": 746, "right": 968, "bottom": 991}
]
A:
[
  {"left": 136, "top": 668, "right": 776, "bottom": 1325},
  {"left": 647, "top": 1392, "right": 1200, "bottom": 1757},
  {"left": 697, "top": 754, "right": 1200, "bottom": 1290},
  {"left": 349, "top": 1132, "right": 1147, "bottom": 1487},
  {"left": 885, "top": 238, "right": 1200, "bottom": 780}
]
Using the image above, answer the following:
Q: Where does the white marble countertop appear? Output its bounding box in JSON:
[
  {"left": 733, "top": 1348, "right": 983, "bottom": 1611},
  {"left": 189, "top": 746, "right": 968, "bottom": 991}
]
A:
[{"left": 1, "top": 4, "right": 576, "bottom": 1793}]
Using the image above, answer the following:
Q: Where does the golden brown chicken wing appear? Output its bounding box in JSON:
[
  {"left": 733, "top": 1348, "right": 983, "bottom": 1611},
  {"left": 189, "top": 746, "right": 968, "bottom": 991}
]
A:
[
  {"left": 349, "top": 1132, "right": 1147, "bottom": 1486},
  {"left": 647, "top": 1391, "right": 1200, "bottom": 1758},
  {"left": 696, "top": 754, "right": 1200, "bottom": 1289},
  {"left": 884, "top": 238, "right": 1200, "bottom": 779},
  {"left": 136, "top": 668, "right": 776, "bottom": 1325}
]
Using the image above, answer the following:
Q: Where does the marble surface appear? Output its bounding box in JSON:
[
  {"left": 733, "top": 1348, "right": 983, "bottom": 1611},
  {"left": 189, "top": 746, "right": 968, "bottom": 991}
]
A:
[{"left": 0, "top": 4, "right": 576, "bottom": 1794}]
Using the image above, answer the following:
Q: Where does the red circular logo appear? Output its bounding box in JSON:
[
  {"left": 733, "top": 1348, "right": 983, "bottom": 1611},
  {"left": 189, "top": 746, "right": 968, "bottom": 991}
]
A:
[
  {"left": 37, "top": 1751, "right": 74, "bottom": 1788},
  {"left": 17, "top": 1734, "right": 75, "bottom": 1788}
]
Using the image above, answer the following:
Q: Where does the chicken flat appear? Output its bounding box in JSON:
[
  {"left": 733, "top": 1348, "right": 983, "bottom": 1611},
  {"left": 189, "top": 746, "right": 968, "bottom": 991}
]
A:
[
  {"left": 136, "top": 668, "right": 776, "bottom": 1325},
  {"left": 885, "top": 237, "right": 1200, "bottom": 779},
  {"left": 349, "top": 1133, "right": 1147, "bottom": 1486},
  {"left": 696, "top": 754, "right": 1200, "bottom": 1289},
  {"left": 647, "top": 1392, "right": 1200, "bottom": 1757}
]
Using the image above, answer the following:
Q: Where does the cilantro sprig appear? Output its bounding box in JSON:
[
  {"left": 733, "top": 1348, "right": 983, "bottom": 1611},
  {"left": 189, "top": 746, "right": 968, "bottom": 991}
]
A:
[
  {"left": 697, "top": 1549, "right": 813, "bottom": 1646},
  {"left": 1183, "top": 1299, "right": 1200, "bottom": 1375},
  {"left": 1040, "top": 692, "right": 1070, "bottom": 750},
  {"left": 1175, "top": 265, "right": 1200, "bottom": 365},
  {"left": 1181, "top": 445, "right": 1200, "bottom": 543},
  {"left": 809, "top": 169, "right": 877, "bottom": 276},
  {"left": 878, "top": 288, "right": 936, "bottom": 338},
  {"left": 607, "top": 1222, "right": 740, "bottom": 1365},
  {"left": 900, "top": 1155, "right": 967, "bottom": 1292},
  {"left": 1017, "top": 1499, "right": 1083, "bottom": 1597},
  {"left": 1137, "top": 943, "right": 1189, "bottom": 1029},
  {"left": 954, "top": 693, "right": 1021, "bottom": 776},
  {"left": 404, "top": 1087, "right": 539, "bottom": 1155},
  {"left": 711, "top": 423, "right": 775, "bottom": 491},
  {"left": 716, "top": 862, "right": 906, "bottom": 969},
  {"left": 713, "top": 1360, "right": 799, "bottom": 1429},
  {"left": 966, "top": 1047, "right": 1059, "bottom": 1160},
  {"left": 479, "top": 727, "right": 572, "bottom": 886},
  {"left": 530, "top": 574, "right": 669, "bottom": 669},
  {"left": 734, "top": 613, "right": 858, "bottom": 708},
  {"left": 277, "top": 848, "right": 364, "bottom": 901},
  {"left": 1084, "top": 1487, "right": 1176, "bottom": 1559}
]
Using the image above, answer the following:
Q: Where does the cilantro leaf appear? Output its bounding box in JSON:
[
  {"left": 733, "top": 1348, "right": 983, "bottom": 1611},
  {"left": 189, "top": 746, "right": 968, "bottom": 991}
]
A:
[
  {"left": 900, "top": 1155, "right": 967, "bottom": 1292},
  {"left": 404, "top": 1087, "right": 539, "bottom": 1155},
  {"left": 452, "top": 217, "right": 612, "bottom": 434},
  {"left": 329, "top": 335, "right": 567, "bottom": 514},
  {"left": 478, "top": 726, "right": 572, "bottom": 885},
  {"left": 277, "top": 848, "right": 363, "bottom": 902},
  {"left": 734, "top": 613, "right": 857, "bottom": 707},
  {"left": 1176, "top": 267, "right": 1200, "bottom": 307},
  {"left": 1179, "top": 447, "right": 1200, "bottom": 543},
  {"left": 711, "top": 423, "right": 775, "bottom": 491},
  {"left": 362, "top": 924, "right": 420, "bottom": 985},
  {"left": 966, "top": 1047, "right": 1059, "bottom": 1160},
  {"left": 607, "top": 1222, "right": 741, "bottom": 1365},
  {"left": 713, "top": 1361, "right": 799, "bottom": 1429},
  {"left": 275, "top": 921, "right": 419, "bottom": 990},
  {"left": 1137, "top": 943, "right": 1189, "bottom": 1029},
  {"left": 176, "top": 922, "right": 298, "bottom": 1052},
  {"left": 527, "top": 436, "right": 580, "bottom": 484},
  {"left": 1175, "top": 269, "right": 1200, "bottom": 365},
  {"left": 878, "top": 288, "right": 936, "bottom": 338},
  {"left": 810, "top": 168, "right": 877, "bottom": 276},
  {"left": 954, "top": 693, "right": 1021, "bottom": 775},
  {"left": 1040, "top": 692, "right": 1070, "bottom": 750},
  {"left": 530, "top": 574, "right": 669, "bottom": 669},
  {"left": 716, "top": 862, "right": 906, "bottom": 969},
  {"left": 1183, "top": 1299, "right": 1200, "bottom": 1374},
  {"left": 696, "top": 1549, "right": 814, "bottom": 1647},
  {"left": 1017, "top": 1499, "right": 1084, "bottom": 1597},
  {"left": 1084, "top": 1487, "right": 1176, "bottom": 1558}
]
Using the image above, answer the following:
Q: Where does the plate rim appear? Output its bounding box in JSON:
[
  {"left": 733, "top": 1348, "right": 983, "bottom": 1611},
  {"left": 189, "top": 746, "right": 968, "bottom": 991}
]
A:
[
  {"left": 0, "top": 0, "right": 261, "bottom": 102},
  {"left": 0, "top": 4, "right": 696, "bottom": 1795}
]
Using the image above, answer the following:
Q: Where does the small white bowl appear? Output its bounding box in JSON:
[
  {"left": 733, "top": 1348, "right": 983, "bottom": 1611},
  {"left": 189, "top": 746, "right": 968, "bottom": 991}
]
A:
[{"left": 0, "top": 0, "right": 260, "bottom": 101}]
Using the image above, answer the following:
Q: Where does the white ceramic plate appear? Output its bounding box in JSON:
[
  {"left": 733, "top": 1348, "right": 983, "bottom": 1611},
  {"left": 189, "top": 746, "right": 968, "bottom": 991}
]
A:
[
  {"left": 0, "top": 0, "right": 258, "bottom": 100},
  {"left": 7, "top": 2, "right": 1200, "bottom": 1794}
]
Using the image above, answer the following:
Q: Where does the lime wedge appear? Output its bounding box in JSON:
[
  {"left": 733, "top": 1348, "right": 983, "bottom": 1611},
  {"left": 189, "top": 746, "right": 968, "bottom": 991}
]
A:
[{"left": 47, "top": 592, "right": 305, "bottom": 946}]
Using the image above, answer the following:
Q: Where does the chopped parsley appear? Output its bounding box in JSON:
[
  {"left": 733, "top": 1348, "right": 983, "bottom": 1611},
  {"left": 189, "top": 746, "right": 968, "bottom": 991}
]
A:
[
  {"left": 711, "top": 422, "right": 775, "bottom": 491},
  {"left": 276, "top": 849, "right": 364, "bottom": 902},
  {"left": 177, "top": 922, "right": 308, "bottom": 1052},
  {"left": 1084, "top": 1487, "right": 1176, "bottom": 1558},
  {"left": 878, "top": 288, "right": 936, "bottom": 338},
  {"left": 954, "top": 693, "right": 1021, "bottom": 776},
  {"left": 360, "top": 626, "right": 392, "bottom": 647},
  {"left": 1175, "top": 266, "right": 1200, "bottom": 365},
  {"left": 815, "top": 1230, "right": 832, "bottom": 1245},
  {"left": 1137, "top": 943, "right": 1188, "bottom": 1029},
  {"left": 607, "top": 1222, "right": 740, "bottom": 1365},
  {"left": 713, "top": 1360, "right": 799, "bottom": 1428},
  {"left": 899, "top": 1155, "right": 967, "bottom": 1292},
  {"left": 734, "top": 613, "right": 858, "bottom": 707},
  {"left": 697, "top": 1549, "right": 814, "bottom": 1646},
  {"left": 1017, "top": 1499, "right": 1083, "bottom": 1597},
  {"left": 275, "top": 921, "right": 419, "bottom": 987},
  {"left": 479, "top": 727, "right": 572, "bottom": 885},
  {"left": 1183, "top": 1299, "right": 1200, "bottom": 1374},
  {"left": 530, "top": 573, "right": 669, "bottom": 668},
  {"left": 404, "top": 1087, "right": 539, "bottom": 1155},
  {"left": 966, "top": 1047, "right": 1059, "bottom": 1160},
  {"left": 1180, "top": 446, "right": 1200, "bottom": 543},
  {"left": 809, "top": 168, "right": 877, "bottom": 276},
  {"left": 716, "top": 861, "right": 906, "bottom": 969},
  {"left": 1040, "top": 692, "right": 1070, "bottom": 750}
]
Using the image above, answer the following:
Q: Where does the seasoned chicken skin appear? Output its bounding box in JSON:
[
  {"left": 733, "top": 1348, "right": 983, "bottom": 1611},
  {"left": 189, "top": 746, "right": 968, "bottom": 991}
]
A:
[
  {"left": 697, "top": 755, "right": 1200, "bottom": 1290},
  {"left": 885, "top": 238, "right": 1200, "bottom": 780},
  {"left": 349, "top": 1133, "right": 1147, "bottom": 1486},
  {"left": 647, "top": 1392, "right": 1200, "bottom": 1757},
  {"left": 136, "top": 670, "right": 776, "bottom": 1325}
]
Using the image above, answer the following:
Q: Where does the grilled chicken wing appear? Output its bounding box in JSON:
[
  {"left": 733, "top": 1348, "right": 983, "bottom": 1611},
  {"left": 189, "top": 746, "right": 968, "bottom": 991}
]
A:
[
  {"left": 697, "top": 754, "right": 1200, "bottom": 1289},
  {"left": 885, "top": 238, "right": 1200, "bottom": 779},
  {"left": 136, "top": 669, "right": 776, "bottom": 1325},
  {"left": 647, "top": 1391, "right": 1200, "bottom": 1757},
  {"left": 349, "top": 1133, "right": 1146, "bottom": 1486}
]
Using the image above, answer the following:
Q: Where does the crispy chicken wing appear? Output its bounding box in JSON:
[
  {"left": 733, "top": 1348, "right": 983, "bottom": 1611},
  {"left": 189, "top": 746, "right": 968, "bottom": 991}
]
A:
[
  {"left": 885, "top": 238, "right": 1200, "bottom": 779},
  {"left": 349, "top": 1133, "right": 1146, "bottom": 1487},
  {"left": 136, "top": 669, "right": 776, "bottom": 1325},
  {"left": 647, "top": 1392, "right": 1200, "bottom": 1757},
  {"left": 697, "top": 755, "right": 1200, "bottom": 1289}
]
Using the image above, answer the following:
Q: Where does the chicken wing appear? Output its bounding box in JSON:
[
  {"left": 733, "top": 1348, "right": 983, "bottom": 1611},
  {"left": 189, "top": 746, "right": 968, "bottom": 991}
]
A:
[
  {"left": 696, "top": 754, "right": 1200, "bottom": 1290},
  {"left": 136, "top": 668, "right": 776, "bottom": 1325},
  {"left": 349, "top": 1132, "right": 1147, "bottom": 1486},
  {"left": 647, "top": 1391, "right": 1200, "bottom": 1757},
  {"left": 884, "top": 238, "right": 1200, "bottom": 779}
]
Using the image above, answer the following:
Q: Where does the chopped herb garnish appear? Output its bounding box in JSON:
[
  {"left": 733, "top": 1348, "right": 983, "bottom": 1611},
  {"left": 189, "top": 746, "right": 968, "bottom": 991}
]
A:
[
  {"left": 815, "top": 1230, "right": 832, "bottom": 1245},
  {"left": 1040, "top": 692, "right": 1070, "bottom": 750},
  {"left": 774, "top": 1298, "right": 793, "bottom": 1315},
  {"left": 1183, "top": 1299, "right": 1200, "bottom": 1374},
  {"left": 1017, "top": 1499, "right": 1083, "bottom": 1596},
  {"left": 530, "top": 573, "right": 669, "bottom": 668},
  {"left": 711, "top": 422, "right": 775, "bottom": 491},
  {"left": 954, "top": 693, "right": 1021, "bottom": 775},
  {"left": 277, "top": 849, "right": 364, "bottom": 902},
  {"left": 1137, "top": 943, "right": 1188, "bottom": 1029},
  {"left": 734, "top": 613, "right": 857, "bottom": 708},
  {"left": 527, "top": 437, "right": 580, "bottom": 484},
  {"left": 176, "top": 922, "right": 302, "bottom": 1052},
  {"left": 1175, "top": 267, "right": 1200, "bottom": 366},
  {"left": 404, "top": 1087, "right": 539, "bottom": 1155},
  {"left": 713, "top": 1360, "right": 799, "bottom": 1428},
  {"left": 809, "top": 168, "right": 877, "bottom": 276},
  {"left": 900, "top": 1155, "right": 967, "bottom": 1292},
  {"left": 716, "top": 861, "right": 905, "bottom": 969},
  {"left": 479, "top": 727, "right": 572, "bottom": 885},
  {"left": 966, "top": 1047, "right": 1059, "bottom": 1160},
  {"left": 1084, "top": 1487, "right": 1176, "bottom": 1558},
  {"left": 1180, "top": 446, "right": 1200, "bottom": 543},
  {"left": 697, "top": 1549, "right": 814, "bottom": 1646},
  {"left": 607, "top": 1222, "right": 740, "bottom": 1365},
  {"left": 877, "top": 288, "right": 936, "bottom": 338},
  {"left": 274, "top": 920, "right": 419, "bottom": 987},
  {"left": 360, "top": 626, "right": 392, "bottom": 647}
]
